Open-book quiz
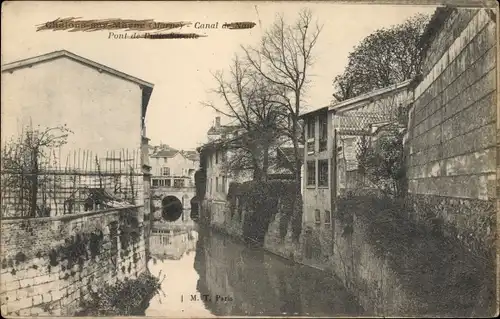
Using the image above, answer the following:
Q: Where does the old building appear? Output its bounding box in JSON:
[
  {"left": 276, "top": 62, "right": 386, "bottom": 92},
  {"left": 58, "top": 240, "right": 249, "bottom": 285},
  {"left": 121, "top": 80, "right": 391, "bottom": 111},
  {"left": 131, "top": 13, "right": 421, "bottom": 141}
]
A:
[
  {"left": 197, "top": 116, "right": 305, "bottom": 229},
  {"left": 199, "top": 121, "right": 245, "bottom": 202},
  {"left": 2, "top": 50, "right": 153, "bottom": 163},
  {"left": 148, "top": 144, "right": 199, "bottom": 222},
  {"left": 207, "top": 116, "right": 240, "bottom": 142},
  {"left": 299, "top": 80, "right": 413, "bottom": 228},
  {"left": 149, "top": 144, "right": 199, "bottom": 188},
  {"left": 1, "top": 49, "right": 154, "bottom": 216}
]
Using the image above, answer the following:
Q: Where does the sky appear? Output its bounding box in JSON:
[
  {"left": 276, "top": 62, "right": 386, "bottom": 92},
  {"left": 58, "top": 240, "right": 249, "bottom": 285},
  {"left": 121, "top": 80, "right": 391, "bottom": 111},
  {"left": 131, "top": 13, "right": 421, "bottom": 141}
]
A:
[{"left": 1, "top": 1, "right": 437, "bottom": 150}]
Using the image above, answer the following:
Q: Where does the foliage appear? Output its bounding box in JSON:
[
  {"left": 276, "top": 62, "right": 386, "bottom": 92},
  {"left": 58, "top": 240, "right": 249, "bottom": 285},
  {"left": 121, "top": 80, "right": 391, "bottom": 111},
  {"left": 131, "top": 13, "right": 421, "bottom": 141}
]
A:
[
  {"left": 46, "top": 228, "right": 104, "bottom": 272},
  {"left": 332, "top": 14, "right": 430, "bottom": 101},
  {"left": 228, "top": 180, "right": 302, "bottom": 245},
  {"left": 336, "top": 194, "right": 495, "bottom": 316},
  {"left": 78, "top": 272, "right": 162, "bottom": 316},
  {"left": 1, "top": 123, "right": 73, "bottom": 217},
  {"left": 356, "top": 128, "right": 406, "bottom": 197}
]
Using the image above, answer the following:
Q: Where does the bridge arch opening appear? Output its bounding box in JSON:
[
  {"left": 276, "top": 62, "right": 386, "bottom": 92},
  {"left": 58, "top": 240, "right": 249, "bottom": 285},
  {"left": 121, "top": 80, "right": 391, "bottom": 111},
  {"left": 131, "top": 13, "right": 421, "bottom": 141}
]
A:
[{"left": 161, "top": 195, "right": 183, "bottom": 221}]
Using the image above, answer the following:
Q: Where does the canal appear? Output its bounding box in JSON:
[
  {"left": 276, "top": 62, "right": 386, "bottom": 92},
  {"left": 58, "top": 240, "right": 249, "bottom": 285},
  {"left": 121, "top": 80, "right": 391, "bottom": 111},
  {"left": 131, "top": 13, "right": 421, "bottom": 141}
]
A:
[{"left": 145, "top": 225, "right": 363, "bottom": 317}]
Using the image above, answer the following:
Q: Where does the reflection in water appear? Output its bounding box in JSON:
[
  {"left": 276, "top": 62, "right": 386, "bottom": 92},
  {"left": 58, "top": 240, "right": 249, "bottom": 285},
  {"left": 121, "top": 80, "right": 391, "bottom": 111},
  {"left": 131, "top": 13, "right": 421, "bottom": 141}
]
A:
[
  {"left": 146, "top": 226, "right": 362, "bottom": 317},
  {"left": 149, "top": 229, "right": 198, "bottom": 261}
]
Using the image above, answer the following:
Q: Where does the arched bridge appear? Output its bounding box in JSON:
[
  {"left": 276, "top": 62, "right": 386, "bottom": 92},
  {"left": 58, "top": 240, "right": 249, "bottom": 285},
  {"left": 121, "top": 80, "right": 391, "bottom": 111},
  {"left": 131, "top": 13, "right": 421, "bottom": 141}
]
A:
[{"left": 151, "top": 186, "right": 196, "bottom": 222}]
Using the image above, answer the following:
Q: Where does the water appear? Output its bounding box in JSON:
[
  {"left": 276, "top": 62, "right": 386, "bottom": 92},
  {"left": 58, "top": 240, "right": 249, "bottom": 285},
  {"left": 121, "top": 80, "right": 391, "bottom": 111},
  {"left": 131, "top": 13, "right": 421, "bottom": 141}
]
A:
[{"left": 145, "top": 225, "right": 362, "bottom": 317}]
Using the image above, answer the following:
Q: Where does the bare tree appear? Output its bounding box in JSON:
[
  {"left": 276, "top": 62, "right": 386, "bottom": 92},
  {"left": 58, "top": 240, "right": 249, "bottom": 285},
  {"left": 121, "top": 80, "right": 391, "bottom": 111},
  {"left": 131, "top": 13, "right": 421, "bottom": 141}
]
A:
[
  {"left": 242, "top": 8, "right": 323, "bottom": 184},
  {"left": 333, "top": 14, "right": 430, "bottom": 101},
  {"left": 1, "top": 123, "right": 72, "bottom": 217},
  {"left": 203, "top": 55, "right": 287, "bottom": 181}
]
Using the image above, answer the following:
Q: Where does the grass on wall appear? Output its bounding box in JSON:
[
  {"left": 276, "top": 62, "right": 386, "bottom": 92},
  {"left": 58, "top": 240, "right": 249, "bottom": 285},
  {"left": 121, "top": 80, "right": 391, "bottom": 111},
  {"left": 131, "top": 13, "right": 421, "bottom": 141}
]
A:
[{"left": 336, "top": 193, "right": 496, "bottom": 316}]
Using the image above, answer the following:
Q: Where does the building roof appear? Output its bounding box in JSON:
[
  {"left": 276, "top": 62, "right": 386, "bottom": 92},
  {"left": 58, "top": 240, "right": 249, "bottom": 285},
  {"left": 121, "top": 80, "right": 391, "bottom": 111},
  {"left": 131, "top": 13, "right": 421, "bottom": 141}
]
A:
[
  {"left": 181, "top": 150, "right": 200, "bottom": 162},
  {"left": 207, "top": 124, "right": 240, "bottom": 136},
  {"left": 299, "top": 105, "right": 330, "bottom": 119},
  {"left": 151, "top": 145, "right": 179, "bottom": 158},
  {"left": 197, "top": 133, "right": 241, "bottom": 154},
  {"left": 330, "top": 79, "right": 413, "bottom": 113},
  {"left": 1, "top": 50, "right": 155, "bottom": 118}
]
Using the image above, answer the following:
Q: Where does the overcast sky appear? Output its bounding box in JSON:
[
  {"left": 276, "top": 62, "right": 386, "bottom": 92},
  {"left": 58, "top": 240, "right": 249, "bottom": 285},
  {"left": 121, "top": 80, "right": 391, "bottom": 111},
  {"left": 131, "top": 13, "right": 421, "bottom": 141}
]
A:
[{"left": 1, "top": 1, "right": 436, "bottom": 150}]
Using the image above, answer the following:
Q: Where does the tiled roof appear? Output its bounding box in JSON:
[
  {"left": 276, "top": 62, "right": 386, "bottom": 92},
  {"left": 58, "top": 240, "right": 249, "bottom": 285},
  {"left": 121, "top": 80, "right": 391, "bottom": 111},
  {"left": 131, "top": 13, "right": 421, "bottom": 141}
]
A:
[
  {"left": 151, "top": 146, "right": 179, "bottom": 158},
  {"left": 182, "top": 150, "right": 200, "bottom": 161},
  {"left": 207, "top": 125, "right": 240, "bottom": 135}
]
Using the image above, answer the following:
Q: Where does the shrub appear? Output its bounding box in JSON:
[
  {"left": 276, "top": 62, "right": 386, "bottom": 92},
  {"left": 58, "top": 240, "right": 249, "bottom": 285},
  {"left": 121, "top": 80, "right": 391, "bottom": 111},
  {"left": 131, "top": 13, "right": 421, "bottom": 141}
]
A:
[
  {"left": 336, "top": 194, "right": 495, "bottom": 316},
  {"left": 230, "top": 179, "right": 302, "bottom": 245},
  {"left": 357, "top": 129, "right": 407, "bottom": 197},
  {"left": 78, "top": 272, "right": 161, "bottom": 316}
]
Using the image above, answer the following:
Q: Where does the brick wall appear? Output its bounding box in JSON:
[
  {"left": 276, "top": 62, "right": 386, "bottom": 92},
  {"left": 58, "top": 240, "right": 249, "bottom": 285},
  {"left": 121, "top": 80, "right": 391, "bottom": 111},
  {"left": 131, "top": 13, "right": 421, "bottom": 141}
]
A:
[
  {"left": 407, "top": 8, "right": 497, "bottom": 253},
  {"left": 0, "top": 206, "right": 148, "bottom": 316}
]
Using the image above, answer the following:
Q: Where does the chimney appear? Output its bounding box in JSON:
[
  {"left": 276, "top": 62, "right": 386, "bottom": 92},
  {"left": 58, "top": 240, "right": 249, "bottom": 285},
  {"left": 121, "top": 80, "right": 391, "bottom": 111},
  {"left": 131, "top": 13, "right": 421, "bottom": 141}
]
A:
[{"left": 215, "top": 116, "right": 221, "bottom": 129}]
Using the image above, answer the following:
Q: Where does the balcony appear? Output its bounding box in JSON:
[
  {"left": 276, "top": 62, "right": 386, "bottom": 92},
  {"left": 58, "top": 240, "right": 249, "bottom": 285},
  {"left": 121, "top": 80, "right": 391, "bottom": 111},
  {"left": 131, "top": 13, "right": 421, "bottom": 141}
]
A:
[{"left": 151, "top": 176, "right": 194, "bottom": 189}]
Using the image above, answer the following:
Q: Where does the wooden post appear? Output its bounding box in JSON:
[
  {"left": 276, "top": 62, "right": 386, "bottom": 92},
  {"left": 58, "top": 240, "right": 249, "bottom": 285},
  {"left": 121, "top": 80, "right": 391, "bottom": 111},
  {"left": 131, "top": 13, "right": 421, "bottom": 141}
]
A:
[{"left": 330, "top": 128, "right": 338, "bottom": 253}]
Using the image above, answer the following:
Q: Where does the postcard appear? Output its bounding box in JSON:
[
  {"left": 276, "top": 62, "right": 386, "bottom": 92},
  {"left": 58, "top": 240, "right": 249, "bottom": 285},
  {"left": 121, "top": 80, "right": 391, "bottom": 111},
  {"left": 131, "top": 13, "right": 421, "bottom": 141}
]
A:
[{"left": 1, "top": 0, "right": 498, "bottom": 317}]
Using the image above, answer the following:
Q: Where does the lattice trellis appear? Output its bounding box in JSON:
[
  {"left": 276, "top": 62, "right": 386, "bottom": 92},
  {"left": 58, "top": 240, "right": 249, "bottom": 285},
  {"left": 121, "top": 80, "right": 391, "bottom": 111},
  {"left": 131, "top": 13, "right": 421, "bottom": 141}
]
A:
[
  {"left": 1, "top": 147, "right": 144, "bottom": 219},
  {"left": 335, "top": 111, "right": 399, "bottom": 190}
]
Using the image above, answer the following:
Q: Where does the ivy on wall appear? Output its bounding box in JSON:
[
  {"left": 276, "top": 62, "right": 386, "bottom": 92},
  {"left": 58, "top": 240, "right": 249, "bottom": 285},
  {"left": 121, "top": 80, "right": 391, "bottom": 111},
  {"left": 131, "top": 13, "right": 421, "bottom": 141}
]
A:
[{"left": 227, "top": 180, "right": 302, "bottom": 245}]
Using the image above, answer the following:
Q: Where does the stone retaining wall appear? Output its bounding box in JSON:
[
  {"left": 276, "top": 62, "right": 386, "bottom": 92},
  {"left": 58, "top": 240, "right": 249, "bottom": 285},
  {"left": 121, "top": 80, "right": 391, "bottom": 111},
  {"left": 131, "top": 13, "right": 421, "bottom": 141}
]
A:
[{"left": 0, "top": 206, "right": 148, "bottom": 316}]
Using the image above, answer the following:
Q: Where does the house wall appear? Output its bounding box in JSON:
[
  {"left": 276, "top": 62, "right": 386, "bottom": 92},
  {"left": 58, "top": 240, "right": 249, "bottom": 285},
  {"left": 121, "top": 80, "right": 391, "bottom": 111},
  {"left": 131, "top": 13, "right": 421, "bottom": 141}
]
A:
[
  {"left": 0, "top": 206, "right": 148, "bottom": 316},
  {"left": 333, "top": 86, "right": 413, "bottom": 192},
  {"left": 1, "top": 57, "right": 143, "bottom": 168},
  {"left": 303, "top": 111, "right": 334, "bottom": 228},
  {"left": 150, "top": 153, "right": 198, "bottom": 178},
  {"left": 406, "top": 8, "right": 497, "bottom": 253}
]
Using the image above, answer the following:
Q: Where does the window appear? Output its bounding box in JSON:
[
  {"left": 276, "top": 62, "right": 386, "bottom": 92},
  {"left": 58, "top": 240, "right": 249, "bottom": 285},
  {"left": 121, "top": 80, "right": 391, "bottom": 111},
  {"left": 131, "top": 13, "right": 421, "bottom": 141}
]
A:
[
  {"left": 174, "top": 179, "right": 184, "bottom": 188},
  {"left": 222, "top": 176, "right": 227, "bottom": 194},
  {"left": 162, "top": 167, "right": 170, "bottom": 176},
  {"left": 215, "top": 151, "right": 219, "bottom": 164},
  {"left": 307, "top": 161, "right": 316, "bottom": 186},
  {"left": 152, "top": 179, "right": 159, "bottom": 187},
  {"left": 307, "top": 117, "right": 316, "bottom": 154},
  {"left": 216, "top": 177, "right": 219, "bottom": 192},
  {"left": 165, "top": 179, "right": 172, "bottom": 187},
  {"left": 163, "top": 157, "right": 168, "bottom": 164},
  {"left": 324, "top": 210, "right": 331, "bottom": 225},
  {"left": 318, "top": 159, "right": 329, "bottom": 187},
  {"left": 314, "top": 209, "right": 321, "bottom": 224},
  {"left": 319, "top": 114, "right": 328, "bottom": 152},
  {"left": 307, "top": 117, "right": 316, "bottom": 139}
]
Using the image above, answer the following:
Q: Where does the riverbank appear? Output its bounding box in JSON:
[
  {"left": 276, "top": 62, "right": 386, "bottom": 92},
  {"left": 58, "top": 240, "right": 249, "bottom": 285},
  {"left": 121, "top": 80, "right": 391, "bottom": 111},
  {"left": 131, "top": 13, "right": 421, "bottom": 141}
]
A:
[
  {"left": 201, "top": 194, "right": 495, "bottom": 317},
  {"left": 186, "top": 226, "right": 364, "bottom": 316}
]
